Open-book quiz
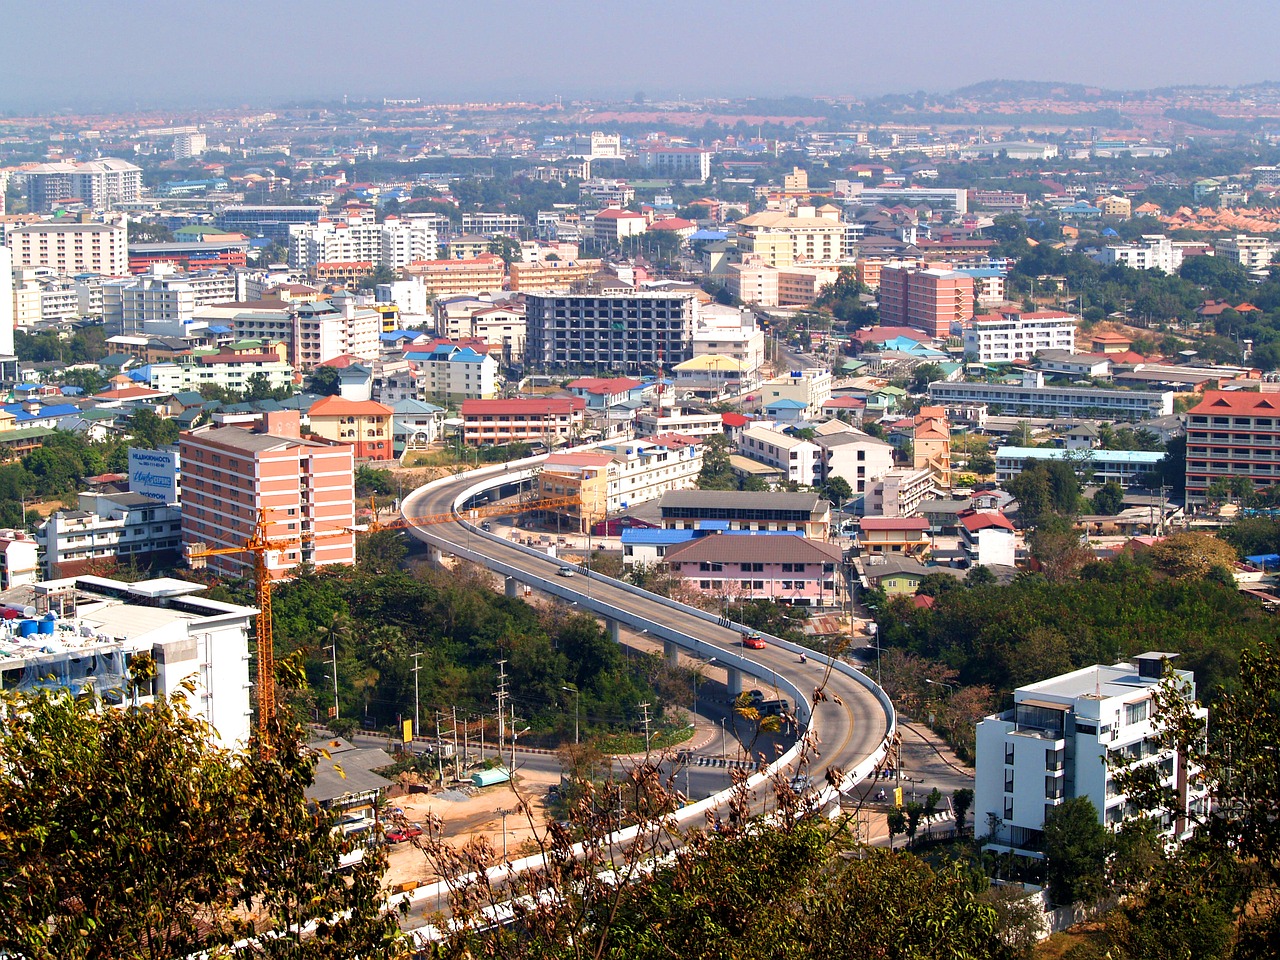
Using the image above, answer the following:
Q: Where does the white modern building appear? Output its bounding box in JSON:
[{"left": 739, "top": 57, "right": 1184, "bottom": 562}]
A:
[
  {"left": 995, "top": 446, "right": 1164, "bottom": 487},
  {"left": 145, "top": 346, "right": 295, "bottom": 395},
  {"left": 36, "top": 492, "right": 184, "bottom": 579},
  {"left": 928, "top": 377, "right": 1173, "bottom": 420},
  {"left": 958, "top": 510, "right": 1016, "bottom": 567},
  {"left": 693, "top": 305, "right": 766, "bottom": 377},
  {"left": 963, "top": 311, "right": 1078, "bottom": 364},
  {"left": 22, "top": 159, "right": 143, "bottom": 211},
  {"left": 759, "top": 368, "right": 832, "bottom": 421},
  {"left": 634, "top": 408, "right": 725, "bottom": 440},
  {"left": 292, "top": 296, "right": 382, "bottom": 370},
  {"left": 639, "top": 147, "right": 713, "bottom": 181},
  {"left": 975, "top": 653, "right": 1208, "bottom": 858},
  {"left": 103, "top": 265, "right": 237, "bottom": 338},
  {"left": 2, "top": 575, "right": 255, "bottom": 750},
  {"left": 740, "top": 425, "right": 823, "bottom": 486},
  {"left": 1098, "top": 235, "right": 1182, "bottom": 274},
  {"left": 0, "top": 246, "right": 15, "bottom": 356},
  {"left": 1212, "top": 234, "right": 1276, "bottom": 270},
  {"left": 289, "top": 216, "right": 437, "bottom": 272},
  {"left": 815, "top": 428, "right": 896, "bottom": 498},
  {"left": 863, "top": 467, "right": 937, "bottom": 518},
  {"left": 8, "top": 218, "right": 129, "bottom": 276},
  {"left": 404, "top": 343, "right": 499, "bottom": 404},
  {"left": 0, "top": 529, "right": 39, "bottom": 589}
]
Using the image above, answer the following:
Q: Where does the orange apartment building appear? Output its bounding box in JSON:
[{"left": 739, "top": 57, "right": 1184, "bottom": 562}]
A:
[
  {"left": 307, "top": 396, "right": 395, "bottom": 461},
  {"left": 179, "top": 410, "right": 356, "bottom": 580},
  {"left": 404, "top": 254, "right": 506, "bottom": 298},
  {"left": 508, "top": 258, "right": 603, "bottom": 292},
  {"left": 1186, "top": 390, "right": 1280, "bottom": 504},
  {"left": 877, "top": 265, "right": 974, "bottom": 339},
  {"left": 460, "top": 397, "right": 586, "bottom": 446}
]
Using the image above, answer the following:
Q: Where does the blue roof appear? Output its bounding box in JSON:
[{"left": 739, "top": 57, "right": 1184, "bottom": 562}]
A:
[
  {"left": 621, "top": 529, "right": 699, "bottom": 546},
  {"left": 207, "top": 324, "right": 233, "bottom": 334},
  {"left": 765, "top": 398, "right": 808, "bottom": 410},
  {"left": 380, "top": 330, "right": 416, "bottom": 342},
  {"left": 6, "top": 403, "right": 81, "bottom": 422},
  {"left": 688, "top": 230, "right": 728, "bottom": 241}
]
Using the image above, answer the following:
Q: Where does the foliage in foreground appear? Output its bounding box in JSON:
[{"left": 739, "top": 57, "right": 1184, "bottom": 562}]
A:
[{"left": 0, "top": 678, "right": 404, "bottom": 959}]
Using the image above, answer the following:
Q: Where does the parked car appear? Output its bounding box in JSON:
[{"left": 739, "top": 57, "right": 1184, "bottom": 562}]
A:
[{"left": 384, "top": 824, "right": 424, "bottom": 844}]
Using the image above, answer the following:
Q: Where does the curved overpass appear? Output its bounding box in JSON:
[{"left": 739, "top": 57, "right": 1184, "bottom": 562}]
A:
[{"left": 400, "top": 458, "right": 894, "bottom": 806}]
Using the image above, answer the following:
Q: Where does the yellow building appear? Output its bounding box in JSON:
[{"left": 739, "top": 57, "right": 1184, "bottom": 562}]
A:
[
  {"left": 912, "top": 405, "right": 952, "bottom": 491},
  {"left": 1096, "top": 195, "right": 1132, "bottom": 218},
  {"left": 509, "top": 258, "right": 603, "bottom": 292},
  {"left": 735, "top": 206, "right": 845, "bottom": 267},
  {"left": 535, "top": 451, "right": 615, "bottom": 533}
]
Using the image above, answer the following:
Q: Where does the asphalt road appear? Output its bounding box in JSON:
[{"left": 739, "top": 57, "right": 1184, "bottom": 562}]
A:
[{"left": 400, "top": 466, "right": 890, "bottom": 800}]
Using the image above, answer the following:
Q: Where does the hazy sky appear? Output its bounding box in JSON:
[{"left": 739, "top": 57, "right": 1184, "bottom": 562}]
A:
[{"left": 4, "top": 0, "right": 1278, "bottom": 111}]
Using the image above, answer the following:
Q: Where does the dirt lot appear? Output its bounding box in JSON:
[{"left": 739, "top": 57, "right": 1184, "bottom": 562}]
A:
[{"left": 381, "top": 765, "right": 561, "bottom": 893}]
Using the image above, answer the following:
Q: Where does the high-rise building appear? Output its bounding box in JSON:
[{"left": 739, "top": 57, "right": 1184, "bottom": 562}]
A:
[
  {"left": 1185, "top": 390, "right": 1280, "bottom": 503},
  {"left": 288, "top": 217, "right": 436, "bottom": 272},
  {"left": 180, "top": 411, "right": 356, "bottom": 581},
  {"left": 8, "top": 217, "right": 129, "bottom": 276},
  {"left": 292, "top": 296, "right": 382, "bottom": 370},
  {"left": 22, "top": 159, "right": 143, "bottom": 211},
  {"left": 524, "top": 291, "right": 698, "bottom": 372},
  {"left": 975, "top": 653, "right": 1207, "bottom": 857},
  {"left": 639, "top": 147, "right": 712, "bottom": 181},
  {"left": 0, "top": 245, "right": 14, "bottom": 357},
  {"left": 962, "top": 310, "right": 1077, "bottom": 363},
  {"left": 101, "top": 264, "right": 237, "bottom": 337},
  {"left": 172, "top": 133, "right": 207, "bottom": 159},
  {"left": 878, "top": 266, "right": 974, "bottom": 339}
]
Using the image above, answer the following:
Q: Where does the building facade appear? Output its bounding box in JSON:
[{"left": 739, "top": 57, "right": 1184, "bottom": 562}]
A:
[
  {"left": 36, "top": 491, "right": 183, "bottom": 578},
  {"left": 460, "top": 397, "right": 586, "bottom": 446},
  {"left": 658, "top": 490, "right": 831, "bottom": 539},
  {"left": 963, "top": 311, "right": 1078, "bottom": 364},
  {"left": 180, "top": 411, "right": 356, "bottom": 580},
  {"left": 927, "top": 380, "right": 1173, "bottom": 420},
  {"left": 8, "top": 218, "right": 128, "bottom": 276},
  {"left": 1185, "top": 390, "right": 1280, "bottom": 503},
  {"left": 975, "top": 653, "right": 1207, "bottom": 857},
  {"left": 664, "top": 533, "right": 842, "bottom": 606},
  {"left": 878, "top": 266, "right": 975, "bottom": 339},
  {"left": 524, "top": 292, "right": 699, "bottom": 372}
]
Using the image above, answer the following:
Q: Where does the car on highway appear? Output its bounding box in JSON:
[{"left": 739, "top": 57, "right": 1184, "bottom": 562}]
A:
[
  {"left": 790, "top": 774, "right": 814, "bottom": 794},
  {"left": 556, "top": 566, "right": 576, "bottom": 577},
  {"left": 384, "top": 824, "right": 424, "bottom": 843},
  {"left": 741, "top": 631, "right": 766, "bottom": 649}
]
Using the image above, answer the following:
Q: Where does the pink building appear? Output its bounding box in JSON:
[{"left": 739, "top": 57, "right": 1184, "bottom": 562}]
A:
[
  {"left": 664, "top": 533, "right": 842, "bottom": 607},
  {"left": 877, "top": 266, "right": 974, "bottom": 339},
  {"left": 180, "top": 410, "right": 356, "bottom": 580}
]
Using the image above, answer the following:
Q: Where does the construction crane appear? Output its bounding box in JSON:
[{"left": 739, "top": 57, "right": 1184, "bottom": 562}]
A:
[{"left": 186, "top": 494, "right": 583, "bottom": 745}]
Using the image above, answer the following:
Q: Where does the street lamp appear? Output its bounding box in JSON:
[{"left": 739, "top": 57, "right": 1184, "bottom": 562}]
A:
[
  {"left": 924, "top": 678, "right": 956, "bottom": 696},
  {"left": 561, "top": 684, "right": 580, "bottom": 745}
]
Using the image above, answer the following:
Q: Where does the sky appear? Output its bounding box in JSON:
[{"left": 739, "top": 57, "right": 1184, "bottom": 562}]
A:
[{"left": 3, "top": 0, "right": 1279, "bottom": 112}]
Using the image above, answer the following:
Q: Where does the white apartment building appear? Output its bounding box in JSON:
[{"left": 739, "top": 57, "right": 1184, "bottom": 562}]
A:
[
  {"left": 2, "top": 575, "right": 255, "bottom": 750},
  {"left": 173, "top": 132, "right": 207, "bottom": 159},
  {"left": 471, "top": 306, "right": 527, "bottom": 364},
  {"left": 292, "top": 296, "right": 381, "bottom": 370},
  {"left": 760, "top": 368, "right": 832, "bottom": 420},
  {"left": 8, "top": 218, "right": 128, "bottom": 276},
  {"left": 103, "top": 265, "right": 237, "bottom": 338},
  {"left": 634, "top": 408, "right": 725, "bottom": 440},
  {"left": 815, "top": 429, "right": 895, "bottom": 497},
  {"left": 22, "top": 158, "right": 143, "bottom": 212},
  {"left": 461, "top": 212, "right": 525, "bottom": 236},
  {"left": 0, "top": 529, "right": 39, "bottom": 589},
  {"left": 740, "top": 425, "right": 823, "bottom": 486},
  {"left": 597, "top": 436, "right": 705, "bottom": 511},
  {"left": 11, "top": 269, "right": 87, "bottom": 327},
  {"left": 693, "top": 305, "right": 766, "bottom": 376},
  {"left": 194, "top": 301, "right": 296, "bottom": 348},
  {"left": 289, "top": 217, "right": 437, "bottom": 273},
  {"left": 36, "top": 491, "right": 183, "bottom": 580},
  {"left": 640, "top": 147, "right": 712, "bottom": 181},
  {"left": 975, "top": 653, "right": 1207, "bottom": 858},
  {"left": 1212, "top": 234, "right": 1276, "bottom": 270},
  {"left": 406, "top": 343, "right": 498, "bottom": 404},
  {"left": 864, "top": 467, "right": 936, "bottom": 518},
  {"left": 375, "top": 279, "right": 430, "bottom": 320},
  {"left": 0, "top": 246, "right": 13, "bottom": 356},
  {"left": 963, "top": 311, "right": 1078, "bottom": 363},
  {"left": 146, "top": 349, "right": 295, "bottom": 395},
  {"left": 1098, "top": 235, "right": 1182, "bottom": 273}
]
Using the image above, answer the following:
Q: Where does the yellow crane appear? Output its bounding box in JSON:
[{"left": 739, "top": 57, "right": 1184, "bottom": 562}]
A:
[{"left": 186, "top": 494, "right": 584, "bottom": 745}]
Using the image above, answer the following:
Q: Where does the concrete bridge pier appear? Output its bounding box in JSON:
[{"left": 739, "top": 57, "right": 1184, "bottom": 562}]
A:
[
  {"left": 724, "top": 666, "right": 744, "bottom": 698},
  {"left": 664, "top": 640, "right": 681, "bottom": 667},
  {"left": 606, "top": 619, "right": 620, "bottom": 644},
  {"left": 505, "top": 576, "right": 521, "bottom": 599},
  {"left": 425, "top": 544, "right": 445, "bottom": 566}
]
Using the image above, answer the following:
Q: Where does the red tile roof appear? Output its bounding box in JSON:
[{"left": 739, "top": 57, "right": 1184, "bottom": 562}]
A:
[
  {"left": 594, "top": 208, "right": 645, "bottom": 220},
  {"left": 566, "top": 377, "right": 643, "bottom": 394},
  {"left": 824, "top": 397, "right": 867, "bottom": 409},
  {"left": 721, "top": 412, "right": 752, "bottom": 427},
  {"left": 959, "top": 511, "right": 1015, "bottom": 533},
  {"left": 461, "top": 398, "right": 585, "bottom": 415},
  {"left": 1190, "top": 390, "right": 1280, "bottom": 416}
]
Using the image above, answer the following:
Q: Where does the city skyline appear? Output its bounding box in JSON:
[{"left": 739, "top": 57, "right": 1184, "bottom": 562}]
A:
[{"left": 6, "top": 0, "right": 1280, "bottom": 111}]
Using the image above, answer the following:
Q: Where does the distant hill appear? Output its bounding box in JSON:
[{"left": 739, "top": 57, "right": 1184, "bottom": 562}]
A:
[{"left": 949, "top": 79, "right": 1124, "bottom": 102}]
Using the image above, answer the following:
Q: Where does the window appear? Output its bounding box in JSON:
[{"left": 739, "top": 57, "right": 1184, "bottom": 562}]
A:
[
  {"left": 1004, "top": 772, "right": 1014, "bottom": 793},
  {"left": 1046, "top": 747, "right": 1064, "bottom": 772},
  {"left": 1005, "top": 743, "right": 1015, "bottom": 765},
  {"left": 1004, "top": 798, "right": 1014, "bottom": 820},
  {"left": 1124, "top": 700, "right": 1149, "bottom": 725}
]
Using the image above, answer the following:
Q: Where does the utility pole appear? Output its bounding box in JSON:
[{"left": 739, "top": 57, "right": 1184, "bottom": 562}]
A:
[
  {"left": 479, "top": 715, "right": 485, "bottom": 764},
  {"left": 434, "top": 710, "right": 444, "bottom": 784},
  {"left": 451, "top": 706, "right": 460, "bottom": 779},
  {"left": 411, "top": 651, "right": 423, "bottom": 739},
  {"left": 331, "top": 637, "right": 340, "bottom": 720},
  {"left": 495, "top": 658, "right": 508, "bottom": 765},
  {"left": 640, "top": 701, "right": 652, "bottom": 754}
]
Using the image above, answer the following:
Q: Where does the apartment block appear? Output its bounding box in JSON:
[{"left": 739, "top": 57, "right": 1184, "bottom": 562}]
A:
[
  {"left": 759, "top": 368, "right": 832, "bottom": 420},
  {"left": 292, "top": 296, "right": 382, "bottom": 370},
  {"left": 741, "top": 425, "right": 823, "bottom": 486},
  {"left": 864, "top": 467, "right": 937, "bottom": 518},
  {"left": 996, "top": 446, "right": 1163, "bottom": 487},
  {"left": 401, "top": 341, "right": 499, "bottom": 403},
  {"left": 878, "top": 266, "right": 974, "bottom": 339},
  {"left": 8, "top": 218, "right": 128, "bottom": 276},
  {"left": 36, "top": 491, "right": 183, "bottom": 578},
  {"left": 102, "top": 265, "right": 237, "bottom": 338},
  {"left": 0, "top": 575, "right": 256, "bottom": 749},
  {"left": 963, "top": 311, "right": 1077, "bottom": 363},
  {"left": 0, "top": 529, "right": 38, "bottom": 588},
  {"left": 1098, "top": 235, "right": 1182, "bottom": 273},
  {"left": 658, "top": 490, "right": 831, "bottom": 539},
  {"left": 927, "top": 378, "right": 1173, "bottom": 420},
  {"left": 289, "top": 216, "right": 437, "bottom": 273},
  {"left": 975, "top": 653, "right": 1207, "bottom": 857},
  {"left": 664, "top": 534, "right": 842, "bottom": 606},
  {"left": 403, "top": 255, "right": 506, "bottom": 299},
  {"left": 215, "top": 205, "right": 325, "bottom": 242},
  {"left": 1212, "top": 234, "right": 1276, "bottom": 270},
  {"left": 524, "top": 292, "right": 699, "bottom": 372},
  {"left": 634, "top": 408, "right": 725, "bottom": 440},
  {"left": 592, "top": 209, "right": 648, "bottom": 243},
  {"left": 508, "top": 258, "right": 603, "bottom": 292},
  {"left": 639, "top": 147, "right": 712, "bottom": 181},
  {"left": 23, "top": 159, "right": 143, "bottom": 211},
  {"left": 180, "top": 411, "right": 356, "bottom": 580},
  {"left": 735, "top": 207, "right": 845, "bottom": 268},
  {"left": 460, "top": 397, "right": 586, "bottom": 446},
  {"left": 307, "top": 396, "right": 395, "bottom": 461},
  {"left": 815, "top": 429, "right": 895, "bottom": 497},
  {"left": 1185, "top": 390, "right": 1280, "bottom": 503},
  {"left": 461, "top": 212, "right": 525, "bottom": 236}
]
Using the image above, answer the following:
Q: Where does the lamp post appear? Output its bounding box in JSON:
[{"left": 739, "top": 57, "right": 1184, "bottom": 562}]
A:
[
  {"left": 561, "top": 684, "right": 580, "bottom": 745},
  {"left": 330, "top": 639, "right": 340, "bottom": 720},
  {"left": 924, "top": 678, "right": 956, "bottom": 696}
]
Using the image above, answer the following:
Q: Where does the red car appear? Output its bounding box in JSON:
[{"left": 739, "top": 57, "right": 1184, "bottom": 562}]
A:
[
  {"left": 742, "top": 632, "right": 766, "bottom": 650},
  {"left": 384, "top": 824, "right": 424, "bottom": 844}
]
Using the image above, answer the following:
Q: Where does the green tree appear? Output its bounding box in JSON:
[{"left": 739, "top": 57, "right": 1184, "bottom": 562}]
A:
[
  {"left": 818, "top": 474, "right": 852, "bottom": 506},
  {"left": 969, "top": 450, "right": 996, "bottom": 476},
  {"left": 0, "top": 681, "right": 404, "bottom": 959},
  {"left": 309, "top": 365, "right": 342, "bottom": 396},
  {"left": 1090, "top": 479, "right": 1125, "bottom": 516},
  {"left": 952, "top": 787, "right": 974, "bottom": 835},
  {"left": 696, "top": 434, "right": 736, "bottom": 490},
  {"left": 1042, "top": 796, "right": 1108, "bottom": 905}
]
